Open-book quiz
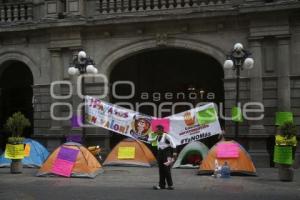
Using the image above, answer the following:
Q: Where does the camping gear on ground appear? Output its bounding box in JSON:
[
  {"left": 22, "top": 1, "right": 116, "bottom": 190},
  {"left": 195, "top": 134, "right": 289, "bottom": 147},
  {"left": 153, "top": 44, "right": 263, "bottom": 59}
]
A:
[
  {"left": 173, "top": 141, "right": 208, "bottom": 169},
  {"left": 198, "top": 140, "right": 256, "bottom": 176},
  {"left": 103, "top": 138, "right": 156, "bottom": 167},
  {"left": 212, "top": 160, "right": 222, "bottom": 178},
  {"left": 220, "top": 161, "right": 231, "bottom": 178},
  {"left": 0, "top": 138, "right": 49, "bottom": 168},
  {"left": 88, "top": 146, "right": 102, "bottom": 162},
  {"left": 37, "top": 142, "right": 103, "bottom": 178}
]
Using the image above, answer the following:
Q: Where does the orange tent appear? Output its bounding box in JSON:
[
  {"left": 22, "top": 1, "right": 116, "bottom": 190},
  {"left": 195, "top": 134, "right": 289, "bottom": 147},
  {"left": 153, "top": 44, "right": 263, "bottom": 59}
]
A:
[
  {"left": 37, "top": 142, "right": 103, "bottom": 178},
  {"left": 103, "top": 138, "right": 156, "bottom": 167},
  {"left": 199, "top": 140, "right": 256, "bottom": 175}
]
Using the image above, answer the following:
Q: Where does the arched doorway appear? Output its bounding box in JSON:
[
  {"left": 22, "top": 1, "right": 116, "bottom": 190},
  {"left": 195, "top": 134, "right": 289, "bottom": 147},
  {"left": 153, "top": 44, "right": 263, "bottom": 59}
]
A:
[
  {"left": 0, "top": 61, "right": 34, "bottom": 150},
  {"left": 109, "top": 48, "right": 224, "bottom": 148}
]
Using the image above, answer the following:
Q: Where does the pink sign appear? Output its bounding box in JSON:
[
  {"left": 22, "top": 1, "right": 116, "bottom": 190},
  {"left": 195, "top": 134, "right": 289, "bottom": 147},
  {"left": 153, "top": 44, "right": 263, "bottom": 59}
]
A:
[
  {"left": 151, "top": 118, "right": 170, "bottom": 133},
  {"left": 51, "top": 158, "right": 75, "bottom": 177},
  {"left": 216, "top": 143, "right": 240, "bottom": 158}
]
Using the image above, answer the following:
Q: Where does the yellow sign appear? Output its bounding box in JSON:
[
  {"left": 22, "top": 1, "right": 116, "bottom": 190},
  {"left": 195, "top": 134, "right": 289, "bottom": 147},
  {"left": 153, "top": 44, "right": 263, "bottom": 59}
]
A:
[
  {"left": 118, "top": 147, "right": 135, "bottom": 159},
  {"left": 24, "top": 144, "right": 31, "bottom": 157},
  {"left": 4, "top": 144, "right": 24, "bottom": 159}
]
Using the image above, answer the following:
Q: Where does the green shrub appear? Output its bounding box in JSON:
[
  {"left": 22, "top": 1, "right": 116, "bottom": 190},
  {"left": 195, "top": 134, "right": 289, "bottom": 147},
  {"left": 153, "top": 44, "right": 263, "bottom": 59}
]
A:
[
  {"left": 5, "top": 112, "right": 31, "bottom": 137},
  {"left": 279, "top": 122, "right": 297, "bottom": 138}
]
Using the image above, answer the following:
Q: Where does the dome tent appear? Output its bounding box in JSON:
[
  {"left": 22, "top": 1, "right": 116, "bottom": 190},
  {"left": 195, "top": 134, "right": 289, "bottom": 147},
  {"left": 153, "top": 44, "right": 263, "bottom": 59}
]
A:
[
  {"left": 103, "top": 138, "right": 156, "bottom": 167},
  {"left": 173, "top": 141, "right": 209, "bottom": 169},
  {"left": 37, "top": 142, "right": 103, "bottom": 178},
  {"left": 198, "top": 140, "right": 256, "bottom": 176}
]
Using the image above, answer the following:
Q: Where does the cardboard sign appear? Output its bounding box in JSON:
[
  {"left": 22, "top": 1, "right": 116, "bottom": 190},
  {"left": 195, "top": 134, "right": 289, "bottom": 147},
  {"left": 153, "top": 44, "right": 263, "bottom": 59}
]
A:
[
  {"left": 196, "top": 107, "right": 217, "bottom": 125},
  {"left": 151, "top": 118, "right": 170, "bottom": 133},
  {"left": 51, "top": 158, "right": 75, "bottom": 177},
  {"left": 57, "top": 147, "right": 79, "bottom": 163},
  {"left": 216, "top": 143, "right": 240, "bottom": 158},
  {"left": 231, "top": 107, "right": 243, "bottom": 122},
  {"left": 275, "top": 112, "right": 293, "bottom": 126},
  {"left": 24, "top": 144, "right": 31, "bottom": 157},
  {"left": 118, "top": 147, "right": 135, "bottom": 159},
  {"left": 273, "top": 145, "right": 293, "bottom": 165},
  {"left": 4, "top": 144, "right": 24, "bottom": 159}
]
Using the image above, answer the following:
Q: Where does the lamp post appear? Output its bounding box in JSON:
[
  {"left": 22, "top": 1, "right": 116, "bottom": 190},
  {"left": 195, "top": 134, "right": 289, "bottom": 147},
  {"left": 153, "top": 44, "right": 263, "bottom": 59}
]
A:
[
  {"left": 223, "top": 43, "right": 254, "bottom": 138},
  {"left": 68, "top": 50, "right": 98, "bottom": 144}
]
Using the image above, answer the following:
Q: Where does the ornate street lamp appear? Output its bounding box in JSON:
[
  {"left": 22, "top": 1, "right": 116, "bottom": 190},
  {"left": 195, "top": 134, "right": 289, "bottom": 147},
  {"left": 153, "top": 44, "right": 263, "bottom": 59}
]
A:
[
  {"left": 68, "top": 50, "right": 98, "bottom": 144},
  {"left": 68, "top": 51, "right": 98, "bottom": 75},
  {"left": 223, "top": 43, "right": 254, "bottom": 138}
]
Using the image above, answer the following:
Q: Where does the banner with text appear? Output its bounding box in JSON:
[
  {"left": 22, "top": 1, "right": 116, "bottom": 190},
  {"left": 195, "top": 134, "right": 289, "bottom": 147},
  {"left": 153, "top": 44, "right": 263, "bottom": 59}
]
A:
[
  {"left": 85, "top": 96, "right": 152, "bottom": 143},
  {"left": 85, "top": 96, "right": 222, "bottom": 145},
  {"left": 166, "top": 103, "right": 222, "bottom": 145}
]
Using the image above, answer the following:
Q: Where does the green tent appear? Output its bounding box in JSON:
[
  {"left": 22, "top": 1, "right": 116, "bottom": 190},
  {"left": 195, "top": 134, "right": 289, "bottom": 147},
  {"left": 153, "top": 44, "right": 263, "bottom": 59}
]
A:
[{"left": 173, "top": 141, "right": 209, "bottom": 169}]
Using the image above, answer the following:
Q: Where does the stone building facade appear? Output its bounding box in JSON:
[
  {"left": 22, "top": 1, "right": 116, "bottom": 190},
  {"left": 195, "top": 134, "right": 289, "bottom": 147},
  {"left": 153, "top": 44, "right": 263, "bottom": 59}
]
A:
[{"left": 0, "top": 0, "right": 299, "bottom": 166}]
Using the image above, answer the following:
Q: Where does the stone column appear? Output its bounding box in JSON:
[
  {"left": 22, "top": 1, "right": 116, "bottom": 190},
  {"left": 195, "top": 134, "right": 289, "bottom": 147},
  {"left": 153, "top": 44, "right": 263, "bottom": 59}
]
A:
[
  {"left": 277, "top": 35, "right": 291, "bottom": 111},
  {"left": 248, "top": 37, "right": 265, "bottom": 135},
  {"left": 247, "top": 37, "right": 270, "bottom": 167},
  {"left": 49, "top": 48, "right": 64, "bottom": 133}
]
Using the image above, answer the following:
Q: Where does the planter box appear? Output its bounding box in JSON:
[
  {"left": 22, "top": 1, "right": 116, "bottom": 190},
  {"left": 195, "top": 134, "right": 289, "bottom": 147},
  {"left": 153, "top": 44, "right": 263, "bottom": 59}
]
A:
[{"left": 278, "top": 164, "right": 294, "bottom": 182}]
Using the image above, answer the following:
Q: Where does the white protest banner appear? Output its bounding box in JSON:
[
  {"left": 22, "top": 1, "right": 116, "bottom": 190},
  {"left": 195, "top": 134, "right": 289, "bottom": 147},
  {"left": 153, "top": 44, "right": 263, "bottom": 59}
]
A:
[
  {"left": 85, "top": 96, "right": 152, "bottom": 143},
  {"left": 85, "top": 96, "right": 222, "bottom": 146},
  {"left": 167, "top": 103, "right": 222, "bottom": 145}
]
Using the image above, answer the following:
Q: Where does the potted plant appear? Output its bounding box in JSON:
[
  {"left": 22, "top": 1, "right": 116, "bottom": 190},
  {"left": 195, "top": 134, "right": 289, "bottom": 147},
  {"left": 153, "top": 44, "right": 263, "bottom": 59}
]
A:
[
  {"left": 5, "top": 112, "right": 31, "bottom": 174},
  {"left": 274, "top": 122, "right": 297, "bottom": 181}
]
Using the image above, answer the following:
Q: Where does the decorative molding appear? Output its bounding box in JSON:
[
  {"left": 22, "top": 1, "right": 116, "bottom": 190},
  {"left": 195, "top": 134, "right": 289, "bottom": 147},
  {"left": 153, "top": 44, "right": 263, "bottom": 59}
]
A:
[
  {"left": 0, "top": 51, "right": 41, "bottom": 83},
  {"left": 156, "top": 33, "right": 168, "bottom": 46}
]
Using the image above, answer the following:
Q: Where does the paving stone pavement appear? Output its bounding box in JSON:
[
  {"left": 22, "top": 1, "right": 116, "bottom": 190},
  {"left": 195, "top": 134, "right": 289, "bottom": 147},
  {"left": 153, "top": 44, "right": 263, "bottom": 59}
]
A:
[{"left": 0, "top": 167, "right": 299, "bottom": 200}]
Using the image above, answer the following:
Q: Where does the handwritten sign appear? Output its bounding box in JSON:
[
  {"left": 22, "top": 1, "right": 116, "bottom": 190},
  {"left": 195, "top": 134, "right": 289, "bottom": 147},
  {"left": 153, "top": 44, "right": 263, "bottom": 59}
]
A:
[
  {"left": 57, "top": 147, "right": 79, "bottom": 162},
  {"left": 216, "top": 143, "right": 240, "bottom": 158},
  {"left": 4, "top": 144, "right": 24, "bottom": 159},
  {"left": 275, "top": 112, "right": 293, "bottom": 126},
  {"left": 24, "top": 144, "right": 31, "bottom": 157},
  {"left": 151, "top": 118, "right": 170, "bottom": 133},
  {"left": 273, "top": 145, "right": 293, "bottom": 165},
  {"left": 51, "top": 158, "right": 75, "bottom": 177},
  {"left": 118, "top": 147, "right": 136, "bottom": 159},
  {"left": 197, "top": 107, "right": 217, "bottom": 125}
]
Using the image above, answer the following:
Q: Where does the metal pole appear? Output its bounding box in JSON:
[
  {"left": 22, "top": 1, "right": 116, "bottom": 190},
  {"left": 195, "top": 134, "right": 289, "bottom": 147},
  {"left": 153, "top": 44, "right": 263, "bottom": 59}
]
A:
[
  {"left": 235, "top": 65, "right": 240, "bottom": 138},
  {"left": 81, "top": 75, "right": 86, "bottom": 145}
]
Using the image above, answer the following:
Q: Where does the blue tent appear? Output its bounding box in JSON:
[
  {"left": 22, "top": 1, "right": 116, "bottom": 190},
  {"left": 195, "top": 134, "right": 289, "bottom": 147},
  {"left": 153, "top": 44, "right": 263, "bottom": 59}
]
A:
[{"left": 0, "top": 138, "right": 49, "bottom": 168}]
